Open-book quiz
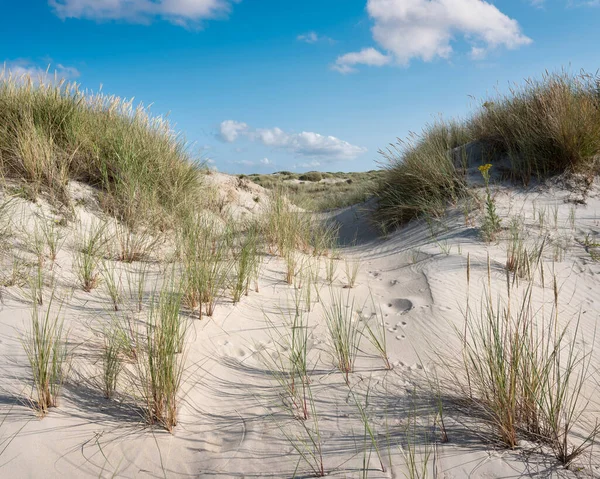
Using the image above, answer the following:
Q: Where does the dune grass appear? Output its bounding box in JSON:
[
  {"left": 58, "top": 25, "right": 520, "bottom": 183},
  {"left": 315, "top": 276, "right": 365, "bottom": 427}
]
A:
[
  {"left": 22, "top": 292, "right": 69, "bottom": 415},
  {"left": 375, "top": 120, "right": 471, "bottom": 229},
  {"left": 447, "top": 255, "right": 599, "bottom": 465},
  {"left": 136, "top": 280, "right": 185, "bottom": 432},
  {"left": 469, "top": 71, "right": 600, "bottom": 183},
  {"left": 75, "top": 220, "right": 107, "bottom": 292},
  {"left": 0, "top": 71, "right": 203, "bottom": 229},
  {"left": 376, "top": 70, "right": 600, "bottom": 228},
  {"left": 323, "top": 289, "right": 362, "bottom": 382},
  {"left": 101, "top": 321, "right": 124, "bottom": 399}
]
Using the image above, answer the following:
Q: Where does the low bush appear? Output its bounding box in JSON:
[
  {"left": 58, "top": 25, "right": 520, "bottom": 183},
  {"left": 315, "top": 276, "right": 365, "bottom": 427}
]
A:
[{"left": 299, "top": 171, "right": 323, "bottom": 182}]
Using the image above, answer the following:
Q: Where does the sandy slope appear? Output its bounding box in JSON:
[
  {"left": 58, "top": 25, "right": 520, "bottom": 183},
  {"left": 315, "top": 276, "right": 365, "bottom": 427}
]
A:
[{"left": 1, "top": 176, "right": 600, "bottom": 478}]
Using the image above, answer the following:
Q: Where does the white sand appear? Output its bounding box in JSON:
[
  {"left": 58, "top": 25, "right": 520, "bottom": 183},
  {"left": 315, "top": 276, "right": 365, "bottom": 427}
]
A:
[{"left": 1, "top": 175, "right": 599, "bottom": 478}]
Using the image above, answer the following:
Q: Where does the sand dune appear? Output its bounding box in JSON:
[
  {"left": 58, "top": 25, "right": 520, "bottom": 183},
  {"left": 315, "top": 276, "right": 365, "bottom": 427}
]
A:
[{"left": 1, "top": 174, "right": 599, "bottom": 478}]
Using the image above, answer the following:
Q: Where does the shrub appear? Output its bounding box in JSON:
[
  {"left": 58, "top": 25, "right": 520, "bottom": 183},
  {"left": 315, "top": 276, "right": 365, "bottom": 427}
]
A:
[{"left": 299, "top": 171, "right": 323, "bottom": 182}]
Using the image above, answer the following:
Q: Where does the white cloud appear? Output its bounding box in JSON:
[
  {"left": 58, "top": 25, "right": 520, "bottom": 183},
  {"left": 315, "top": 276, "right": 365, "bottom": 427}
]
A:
[
  {"left": 260, "top": 157, "right": 271, "bottom": 165},
  {"left": 298, "top": 31, "right": 319, "bottom": 43},
  {"left": 297, "top": 31, "right": 334, "bottom": 44},
  {"left": 49, "top": 0, "right": 239, "bottom": 26},
  {"left": 219, "top": 120, "right": 367, "bottom": 161},
  {"left": 332, "top": 47, "right": 391, "bottom": 74},
  {"left": 334, "top": 0, "right": 531, "bottom": 72},
  {"left": 1, "top": 61, "right": 80, "bottom": 82},
  {"left": 219, "top": 120, "right": 248, "bottom": 142}
]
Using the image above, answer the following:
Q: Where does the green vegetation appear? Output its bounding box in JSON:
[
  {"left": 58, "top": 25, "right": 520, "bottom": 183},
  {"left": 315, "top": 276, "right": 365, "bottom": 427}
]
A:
[
  {"left": 376, "top": 71, "right": 600, "bottom": 228},
  {"left": 445, "top": 255, "right": 599, "bottom": 464},
  {"left": 22, "top": 293, "right": 69, "bottom": 416},
  {"left": 375, "top": 120, "right": 471, "bottom": 228},
  {"left": 0, "top": 73, "right": 204, "bottom": 229},
  {"left": 246, "top": 170, "right": 383, "bottom": 211}
]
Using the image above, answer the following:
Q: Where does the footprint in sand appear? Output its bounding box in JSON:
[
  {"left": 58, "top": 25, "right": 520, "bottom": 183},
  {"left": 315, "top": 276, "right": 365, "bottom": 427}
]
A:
[
  {"left": 387, "top": 298, "right": 414, "bottom": 313},
  {"left": 396, "top": 334, "right": 406, "bottom": 340},
  {"left": 396, "top": 321, "right": 407, "bottom": 328}
]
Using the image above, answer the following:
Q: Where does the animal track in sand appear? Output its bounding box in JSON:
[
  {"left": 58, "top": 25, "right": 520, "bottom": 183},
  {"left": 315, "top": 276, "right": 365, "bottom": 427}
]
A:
[{"left": 395, "top": 334, "right": 406, "bottom": 340}]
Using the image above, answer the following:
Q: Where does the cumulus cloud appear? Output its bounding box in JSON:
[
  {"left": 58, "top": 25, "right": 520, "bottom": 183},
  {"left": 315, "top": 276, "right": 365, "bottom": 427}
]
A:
[
  {"left": 333, "top": 0, "right": 531, "bottom": 72},
  {"left": 2, "top": 61, "right": 80, "bottom": 81},
  {"left": 332, "top": 47, "right": 391, "bottom": 74},
  {"left": 219, "top": 120, "right": 248, "bottom": 142},
  {"left": 260, "top": 157, "right": 271, "bottom": 165},
  {"left": 49, "top": 0, "right": 239, "bottom": 26},
  {"left": 219, "top": 120, "right": 366, "bottom": 161}
]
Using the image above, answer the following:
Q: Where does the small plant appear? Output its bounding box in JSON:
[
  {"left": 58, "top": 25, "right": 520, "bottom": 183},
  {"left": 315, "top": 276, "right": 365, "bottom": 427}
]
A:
[
  {"left": 325, "top": 250, "right": 338, "bottom": 285},
  {"left": 343, "top": 258, "right": 360, "bottom": 288},
  {"left": 449, "top": 255, "right": 599, "bottom": 460},
  {"left": 135, "top": 284, "right": 185, "bottom": 432},
  {"left": 113, "top": 222, "right": 160, "bottom": 263},
  {"left": 0, "top": 198, "right": 14, "bottom": 248},
  {"left": 101, "top": 322, "right": 124, "bottom": 399},
  {"left": 263, "top": 307, "right": 311, "bottom": 420},
  {"left": 125, "top": 262, "right": 149, "bottom": 313},
  {"left": 323, "top": 290, "right": 362, "bottom": 382},
  {"left": 568, "top": 205, "right": 576, "bottom": 230},
  {"left": 102, "top": 260, "right": 122, "bottom": 311},
  {"left": 22, "top": 292, "right": 69, "bottom": 416},
  {"left": 278, "top": 381, "right": 325, "bottom": 477},
  {"left": 349, "top": 382, "right": 386, "bottom": 473},
  {"left": 362, "top": 298, "right": 392, "bottom": 370},
  {"left": 0, "top": 255, "right": 29, "bottom": 288},
  {"left": 38, "top": 215, "right": 66, "bottom": 264},
  {"left": 231, "top": 228, "right": 258, "bottom": 303},
  {"left": 436, "top": 240, "right": 451, "bottom": 256},
  {"left": 478, "top": 164, "right": 501, "bottom": 241},
  {"left": 75, "top": 221, "right": 107, "bottom": 292},
  {"left": 505, "top": 217, "right": 536, "bottom": 280},
  {"left": 401, "top": 402, "right": 433, "bottom": 479},
  {"left": 284, "top": 249, "right": 298, "bottom": 285}
]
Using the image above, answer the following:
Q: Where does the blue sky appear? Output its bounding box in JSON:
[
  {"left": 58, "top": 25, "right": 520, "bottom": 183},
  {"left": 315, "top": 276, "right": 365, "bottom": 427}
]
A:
[{"left": 2, "top": 1, "right": 600, "bottom": 174}]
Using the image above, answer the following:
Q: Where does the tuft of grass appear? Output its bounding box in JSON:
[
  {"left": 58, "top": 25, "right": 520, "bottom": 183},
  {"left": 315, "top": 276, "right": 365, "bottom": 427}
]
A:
[
  {"left": 75, "top": 220, "right": 107, "bottom": 292},
  {"left": 101, "top": 260, "right": 122, "bottom": 311},
  {"left": 113, "top": 222, "right": 161, "bottom": 263},
  {"left": 22, "top": 292, "right": 69, "bottom": 416},
  {"left": 343, "top": 258, "right": 360, "bottom": 288},
  {"left": 362, "top": 297, "right": 392, "bottom": 370},
  {"left": 179, "top": 214, "right": 230, "bottom": 318},
  {"left": 101, "top": 321, "right": 124, "bottom": 399},
  {"left": 231, "top": 225, "right": 259, "bottom": 303},
  {"left": 278, "top": 381, "right": 325, "bottom": 477},
  {"left": 263, "top": 188, "right": 337, "bottom": 257},
  {"left": 135, "top": 280, "right": 185, "bottom": 432},
  {"left": 263, "top": 306, "right": 311, "bottom": 420},
  {"left": 323, "top": 289, "right": 363, "bottom": 382},
  {"left": 448, "top": 256, "right": 599, "bottom": 463}
]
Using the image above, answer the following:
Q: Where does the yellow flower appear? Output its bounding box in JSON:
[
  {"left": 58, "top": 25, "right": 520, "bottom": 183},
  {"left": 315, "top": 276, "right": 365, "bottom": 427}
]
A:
[{"left": 478, "top": 163, "right": 492, "bottom": 173}]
